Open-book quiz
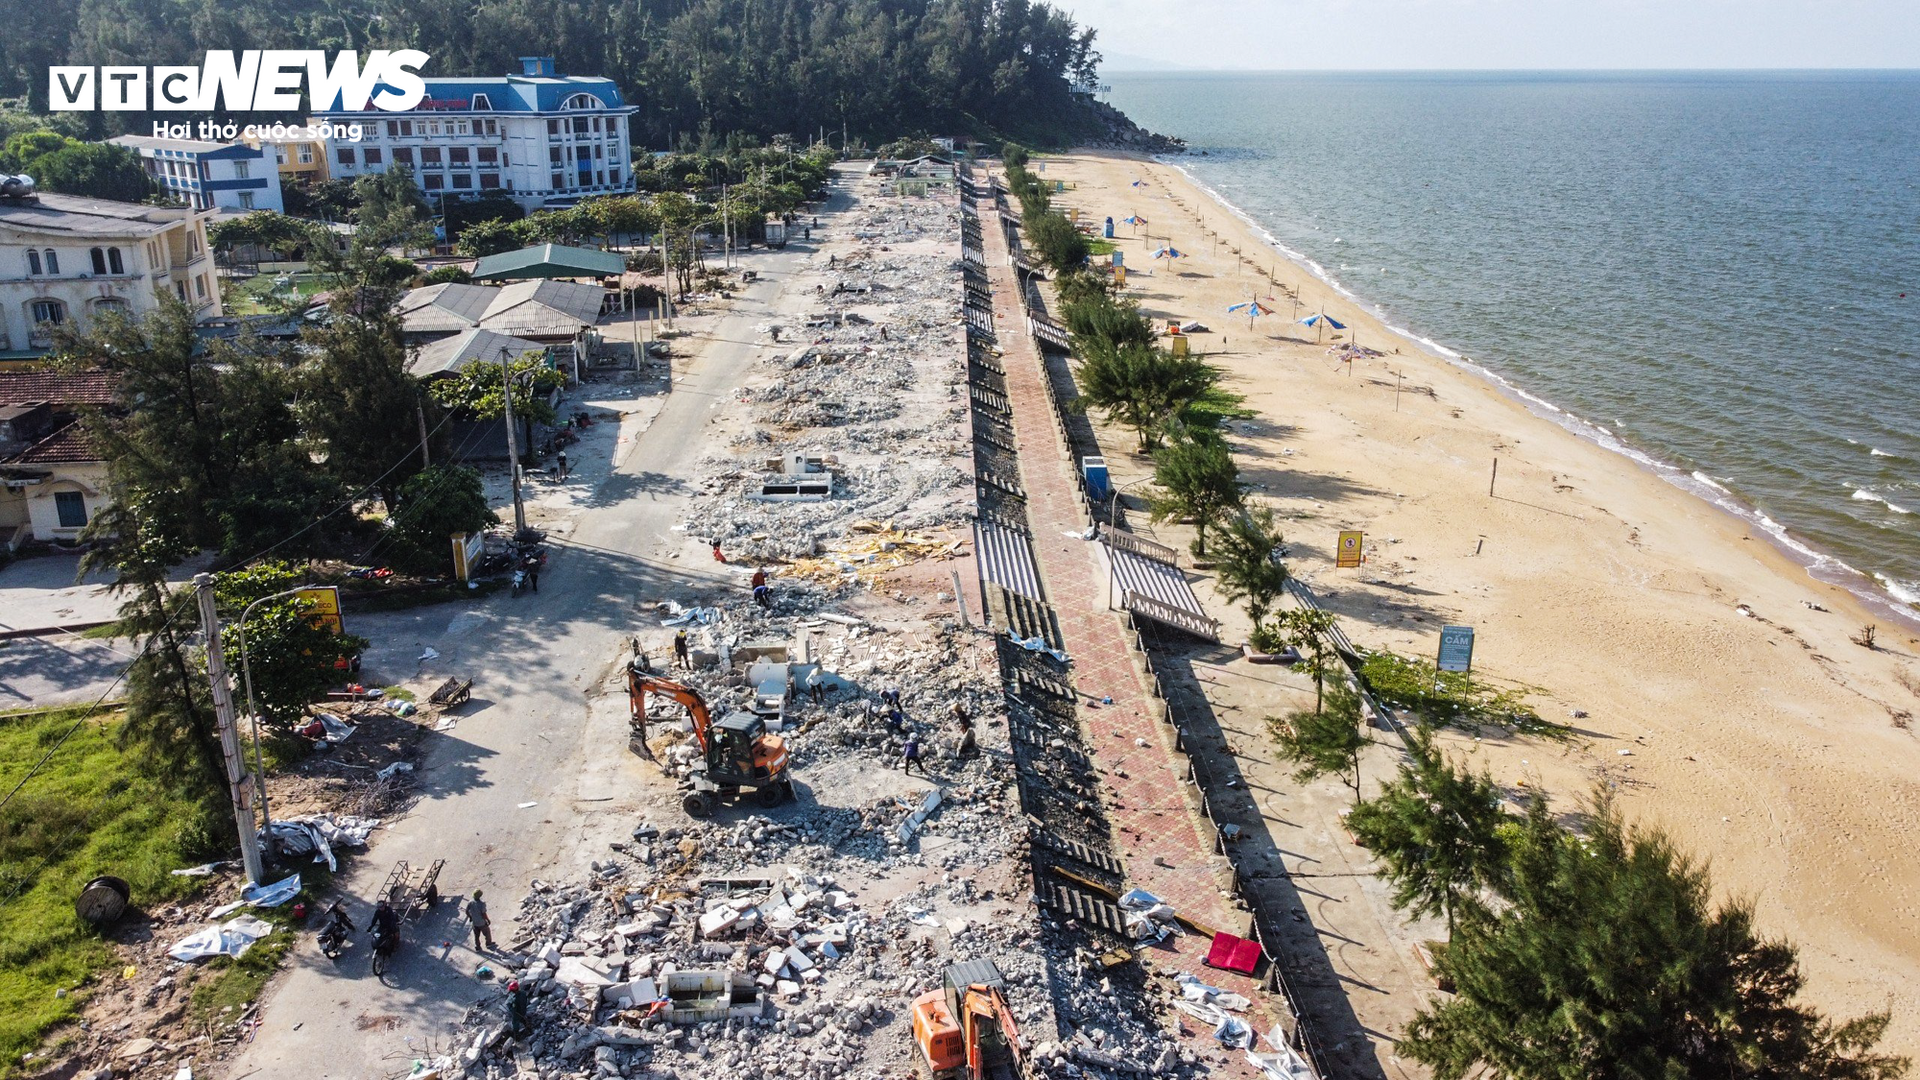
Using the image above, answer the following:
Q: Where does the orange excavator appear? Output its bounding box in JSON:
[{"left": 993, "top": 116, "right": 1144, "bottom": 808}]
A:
[
  {"left": 627, "top": 664, "right": 793, "bottom": 818},
  {"left": 911, "top": 961, "right": 1030, "bottom": 1080}
]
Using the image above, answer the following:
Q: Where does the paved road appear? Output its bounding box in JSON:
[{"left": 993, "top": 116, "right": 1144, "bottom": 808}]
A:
[{"left": 222, "top": 177, "right": 853, "bottom": 1080}]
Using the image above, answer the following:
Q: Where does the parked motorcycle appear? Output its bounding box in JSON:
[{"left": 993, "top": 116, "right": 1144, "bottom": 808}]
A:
[
  {"left": 511, "top": 567, "right": 528, "bottom": 597},
  {"left": 317, "top": 903, "right": 353, "bottom": 960}
]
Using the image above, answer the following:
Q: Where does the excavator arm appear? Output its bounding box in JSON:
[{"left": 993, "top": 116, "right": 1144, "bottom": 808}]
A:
[
  {"left": 961, "top": 985, "right": 1028, "bottom": 1080},
  {"left": 628, "top": 668, "right": 714, "bottom": 753}
]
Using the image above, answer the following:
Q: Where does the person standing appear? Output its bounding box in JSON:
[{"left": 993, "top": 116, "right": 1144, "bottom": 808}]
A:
[
  {"left": 557, "top": 450, "right": 569, "bottom": 480},
  {"left": 673, "top": 630, "right": 690, "bottom": 668},
  {"left": 900, "top": 736, "right": 927, "bottom": 776},
  {"left": 465, "top": 889, "right": 496, "bottom": 951}
]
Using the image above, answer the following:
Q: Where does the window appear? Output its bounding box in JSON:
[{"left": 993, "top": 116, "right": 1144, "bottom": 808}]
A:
[
  {"left": 399, "top": 120, "right": 413, "bottom": 137},
  {"left": 572, "top": 117, "right": 589, "bottom": 134},
  {"left": 337, "top": 147, "right": 356, "bottom": 166},
  {"left": 472, "top": 93, "right": 492, "bottom": 110},
  {"left": 237, "top": 191, "right": 255, "bottom": 210},
  {"left": 194, "top": 274, "right": 207, "bottom": 299},
  {"left": 176, "top": 282, "right": 187, "bottom": 301},
  {"left": 92, "top": 296, "right": 129, "bottom": 316},
  {"left": 387, "top": 120, "right": 400, "bottom": 137},
  {"left": 481, "top": 119, "right": 497, "bottom": 135},
  {"left": 593, "top": 143, "right": 603, "bottom": 159},
  {"left": 54, "top": 491, "right": 89, "bottom": 529},
  {"left": 234, "top": 160, "right": 250, "bottom": 179},
  {"left": 551, "top": 172, "right": 564, "bottom": 190},
  {"left": 427, "top": 120, "right": 441, "bottom": 136},
  {"left": 27, "top": 249, "right": 40, "bottom": 275},
  {"left": 108, "top": 247, "right": 123, "bottom": 274},
  {"left": 549, "top": 147, "right": 563, "bottom": 165},
  {"left": 450, "top": 147, "right": 468, "bottom": 165},
  {"left": 297, "top": 144, "right": 313, "bottom": 164},
  {"left": 576, "top": 146, "right": 591, "bottom": 162},
  {"left": 363, "top": 148, "right": 383, "bottom": 166},
  {"left": 547, "top": 119, "right": 560, "bottom": 135},
  {"left": 479, "top": 172, "right": 501, "bottom": 190},
  {"left": 423, "top": 174, "right": 444, "bottom": 191},
  {"left": 422, "top": 147, "right": 442, "bottom": 166},
  {"left": 44, "top": 249, "right": 58, "bottom": 274},
  {"left": 188, "top": 230, "right": 201, "bottom": 255},
  {"left": 608, "top": 167, "right": 621, "bottom": 186},
  {"left": 454, "top": 121, "right": 469, "bottom": 136},
  {"left": 478, "top": 147, "right": 498, "bottom": 165},
  {"left": 591, "top": 117, "right": 601, "bottom": 132},
  {"left": 274, "top": 146, "right": 288, "bottom": 164},
  {"left": 393, "top": 147, "right": 413, "bottom": 166},
  {"left": 30, "top": 299, "right": 65, "bottom": 325},
  {"left": 452, "top": 173, "right": 472, "bottom": 189}
]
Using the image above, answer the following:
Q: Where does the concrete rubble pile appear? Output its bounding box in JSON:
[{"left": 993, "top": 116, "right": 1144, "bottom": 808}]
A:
[{"left": 685, "top": 189, "right": 971, "bottom": 567}]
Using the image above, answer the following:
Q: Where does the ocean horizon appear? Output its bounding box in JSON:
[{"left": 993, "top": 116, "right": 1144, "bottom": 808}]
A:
[{"left": 1103, "top": 69, "right": 1920, "bottom": 621}]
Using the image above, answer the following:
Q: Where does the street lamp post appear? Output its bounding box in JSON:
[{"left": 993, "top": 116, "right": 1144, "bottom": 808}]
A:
[
  {"left": 500, "top": 348, "right": 527, "bottom": 534},
  {"left": 236, "top": 583, "right": 328, "bottom": 851}
]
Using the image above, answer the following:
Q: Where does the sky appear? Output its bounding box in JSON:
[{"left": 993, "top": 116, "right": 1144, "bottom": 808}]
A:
[{"left": 1070, "top": 0, "right": 1920, "bottom": 71}]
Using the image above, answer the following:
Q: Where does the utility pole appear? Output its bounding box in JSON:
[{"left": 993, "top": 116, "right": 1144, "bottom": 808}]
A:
[
  {"left": 415, "top": 396, "right": 432, "bottom": 469},
  {"left": 499, "top": 348, "right": 526, "bottom": 534},
  {"left": 193, "top": 574, "right": 265, "bottom": 885}
]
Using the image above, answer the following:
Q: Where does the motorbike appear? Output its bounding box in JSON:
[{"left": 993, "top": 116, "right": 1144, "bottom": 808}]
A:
[
  {"left": 346, "top": 566, "right": 394, "bottom": 580},
  {"left": 370, "top": 927, "right": 398, "bottom": 976},
  {"left": 511, "top": 567, "right": 528, "bottom": 597},
  {"left": 319, "top": 919, "right": 351, "bottom": 960}
]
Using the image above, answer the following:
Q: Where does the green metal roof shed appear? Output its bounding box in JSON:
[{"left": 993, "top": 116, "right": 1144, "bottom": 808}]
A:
[{"left": 472, "top": 243, "right": 625, "bottom": 282}]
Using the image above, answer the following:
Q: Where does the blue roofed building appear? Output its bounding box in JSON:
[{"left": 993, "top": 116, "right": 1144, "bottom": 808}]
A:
[
  {"left": 107, "top": 136, "right": 284, "bottom": 214},
  {"left": 311, "top": 56, "right": 639, "bottom": 212}
]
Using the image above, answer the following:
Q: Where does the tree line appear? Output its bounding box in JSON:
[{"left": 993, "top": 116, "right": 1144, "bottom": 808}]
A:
[{"left": 3, "top": 0, "right": 1108, "bottom": 147}]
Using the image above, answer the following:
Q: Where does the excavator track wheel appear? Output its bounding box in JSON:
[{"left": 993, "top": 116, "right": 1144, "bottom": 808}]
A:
[
  {"left": 682, "top": 791, "right": 717, "bottom": 818},
  {"left": 757, "top": 783, "right": 785, "bottom": 808}
]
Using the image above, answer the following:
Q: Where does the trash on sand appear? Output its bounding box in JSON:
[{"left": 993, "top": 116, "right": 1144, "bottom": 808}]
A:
[
  {"left": 377, "top": 761, "right": 416, "bottom": 781},
  {"left": 262, "top": 814, "right": 381, "bottom": 871},
  {"left": 518, "top": 802, "right": 539, "bottom": 809}
]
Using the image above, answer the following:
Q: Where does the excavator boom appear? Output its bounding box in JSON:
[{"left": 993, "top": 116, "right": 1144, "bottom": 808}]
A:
[{"left": 628, "top": 669, "right": 714, "bottom": 752}]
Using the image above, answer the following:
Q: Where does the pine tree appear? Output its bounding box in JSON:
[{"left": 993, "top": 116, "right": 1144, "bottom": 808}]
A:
[
  {"left": 1271, "top": 681, "right": 1367, "bottom": 793},
  {"left": 1345, "top": 727, "right": 1507, "bottom": 930},
  {"left": 1213, "top": 505, "right": 1290, "bottom": 630},
  {"left": 1148, "top": 423, "right": 1241, "bottom": 553}
]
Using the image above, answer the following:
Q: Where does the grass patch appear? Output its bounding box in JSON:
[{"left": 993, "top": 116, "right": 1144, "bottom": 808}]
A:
[
  {"left": 381, "top": 687, "right": 416, "bottom": 703},
  {"left": 1087, "top": 237, "right": 1117, "bottom": 256},
  {"left": 1358, "top": 650, "right": 1564, "bottom": 739},
  {"left": 0, "top": 705, "right": 218, "bottom": 1075},
  {"left": 78, "top": 621, "right": 129, "bottom": 640}
]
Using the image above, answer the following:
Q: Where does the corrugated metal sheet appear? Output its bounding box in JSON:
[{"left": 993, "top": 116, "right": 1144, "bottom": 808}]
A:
[{"left": 975, "top": 519, "right": 1044, "bottom": 604}]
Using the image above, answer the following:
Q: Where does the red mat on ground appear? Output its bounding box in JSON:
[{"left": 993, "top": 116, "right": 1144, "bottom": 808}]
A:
[{"left": 1205, "top": 931, "right": 1262, "bottom": 975}]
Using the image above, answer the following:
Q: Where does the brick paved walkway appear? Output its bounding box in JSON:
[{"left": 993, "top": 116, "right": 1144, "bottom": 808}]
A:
[{"left": 977, "top": 203, "right": 1272, "bottom": 1021}]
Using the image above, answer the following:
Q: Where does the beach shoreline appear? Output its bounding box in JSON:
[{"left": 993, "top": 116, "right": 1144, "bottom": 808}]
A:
[
  {"left": 1151, "top": 151, "right": 1920, "bottom": 635},
  {"left": 1049, "top": 148, "right": 1920, "bottom": 1054}
]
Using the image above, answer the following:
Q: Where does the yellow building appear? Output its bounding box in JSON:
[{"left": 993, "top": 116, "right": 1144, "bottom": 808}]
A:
[{"left": 243, "top": 134, "right": 331, "bottom": 186}]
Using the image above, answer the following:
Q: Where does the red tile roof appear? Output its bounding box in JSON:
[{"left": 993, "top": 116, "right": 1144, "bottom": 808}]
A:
[
  {"left": 0, "top": 370, "right": 119, "bottom": 407},
  {"left": 10, "top": 421, "right": 101, "bottom": 465}
]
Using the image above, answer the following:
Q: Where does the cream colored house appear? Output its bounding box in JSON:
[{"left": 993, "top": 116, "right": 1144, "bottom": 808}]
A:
[{"left": 0, "top": 189, "right": 222, "bottom": 359}]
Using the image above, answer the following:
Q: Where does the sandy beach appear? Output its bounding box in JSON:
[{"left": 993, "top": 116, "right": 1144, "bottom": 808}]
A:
[{"left": 1043, "top": 150, "right": 1920, "bottom": 1054}]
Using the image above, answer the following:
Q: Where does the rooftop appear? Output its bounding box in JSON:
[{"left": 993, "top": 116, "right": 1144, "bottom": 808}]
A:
[
  {"left": 410, "top": 328, "right": 546, "bottom": 378},
  {"left": 0, "top": 370, "right": 119, "bottom": 407},
  {"left": 472, "top": 243, "right": 625, "bottom": 282},
  {"left": 396, "top": 280, "right": 604, "bottom": 340},
  {"left": 8, "top": 420, "right": 99, "bottom": 465},
  {"left": 107, "top": 135, "right": 257, "bottom": 158},
  {"left": 0, "top": 192, "right": 201, "bottom": 239}
]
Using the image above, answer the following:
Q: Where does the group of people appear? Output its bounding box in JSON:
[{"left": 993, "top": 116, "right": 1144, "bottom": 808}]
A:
[{"left": 876, "top": 689, "right": 976, "bottom": 775}]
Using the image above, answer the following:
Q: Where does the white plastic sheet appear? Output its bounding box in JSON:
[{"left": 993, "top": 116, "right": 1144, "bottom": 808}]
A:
[
  {"left": 167, "top": 915, "right": 275, "bottom": 961},
  {"left": 262, "top": 814, "right": 381, "bottom": 871},
  {"left": 1118, "top": 888, "right": 1179, "bottom": 943},
  {"left": 1176, "top": 971, "right": 1252, "bottom": 1012}
]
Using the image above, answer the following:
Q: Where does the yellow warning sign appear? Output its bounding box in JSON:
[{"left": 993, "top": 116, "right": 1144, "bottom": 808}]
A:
[
  {"left": 1336, "top": 531, "right": 1364, "bottom": 569},
  {"left": 294, "top": 586, "right": 344, "bottom": 634}
]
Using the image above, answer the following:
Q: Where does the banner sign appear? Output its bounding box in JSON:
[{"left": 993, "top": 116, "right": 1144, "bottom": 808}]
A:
[
  {"left": 1336, "top": 531, "right": 1364, "bottom": 569},
  {"left": 294, "top": 586, "right": 343, "bottom": 635},
  {"left": 1438, "top": 625, "right": 1476, "bottom": 673}
]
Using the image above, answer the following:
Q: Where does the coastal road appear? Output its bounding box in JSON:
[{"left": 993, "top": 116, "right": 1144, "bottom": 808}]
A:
[{"left": 220, "top": 177, "right": 852, "bottom": 1080}]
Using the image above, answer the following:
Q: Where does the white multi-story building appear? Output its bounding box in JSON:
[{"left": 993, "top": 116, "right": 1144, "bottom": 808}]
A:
[
  {"left": 107, "top": 135, "right": 285, "bottom": 214},
  {"left": 0, "top": 188, "right": 221, "bottom": 358},
  {"left": 312, "top": 56, "right": 639, "bottom": 212}
]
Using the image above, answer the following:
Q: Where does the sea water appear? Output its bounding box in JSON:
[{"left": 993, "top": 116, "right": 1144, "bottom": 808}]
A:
[{"left": 1104, "top": 71, "right": 1920, "bottom": 619}]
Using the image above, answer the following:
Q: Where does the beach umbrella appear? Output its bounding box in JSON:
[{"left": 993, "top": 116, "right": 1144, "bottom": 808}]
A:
[
  {"left": 1301, "top": 312, "right": 1346, "bottom": 344},
  {"left": 1227, "top": 300, "right": 1275, "bottom": 328},
  {"left": 1152, "top": 246, "right": 1186, "bottom": 264},
  {"left": 1131, "top": 179, "right": 1148, "bottom": 189}
]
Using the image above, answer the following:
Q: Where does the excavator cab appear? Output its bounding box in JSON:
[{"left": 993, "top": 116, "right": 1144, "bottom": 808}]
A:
[
  {"left": 912, "top": 961, "right": 1026, "bottom": 1080},
  {"left": 712, "top": 712, "right": 767, "bottom": 782}
]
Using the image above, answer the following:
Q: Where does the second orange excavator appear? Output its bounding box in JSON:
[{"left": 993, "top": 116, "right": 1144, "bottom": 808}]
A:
[
  {"left": 627, "top": 664, "right": 793, "bottom": 818},
  {"left": 911, "top": 960, "right": 1030, "bottom": 1080}
]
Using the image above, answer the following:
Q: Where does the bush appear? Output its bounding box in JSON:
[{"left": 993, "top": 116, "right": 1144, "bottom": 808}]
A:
[
  {"left": 1026, "top": 210, "right": 1090, "bottom": 273},
  {"left": 1358, "top": 650, "right": 1551, "bottom": 735}
]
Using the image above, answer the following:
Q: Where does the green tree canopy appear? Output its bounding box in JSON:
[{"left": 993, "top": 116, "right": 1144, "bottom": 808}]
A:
[
  {"left": 15, "top": 139, "right": 152, "bottom": 203},
  {"left": 1346, "top": 727, "right": 1508, "bottom": 930},
  {"left": 214, "top": 562, "right": 368, "bottom": 726},
  {"left": 426, "top": 356, "right": 567, "bottom": 427},
  {"left": 300, "top": 287, "right": 430, "bottom": 510},
  {"left": 1405, "top": 793, "right": 1909, "bottom": 1080},
  {"left": 1213, "top": 505, "right": 1290, "bottom": 631},
  {"left": 384, "top": 465, "right": 497, "bottom": 576},
  {"left": 1148, "top": 424, "right": 1242, "bottom": 555},
  {"left": 1271, "top": 681, "right": 1367, "bottom": 794}
]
